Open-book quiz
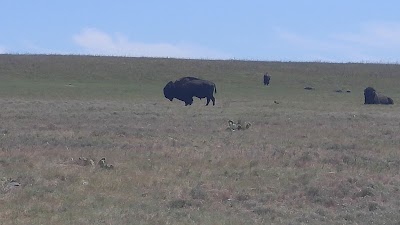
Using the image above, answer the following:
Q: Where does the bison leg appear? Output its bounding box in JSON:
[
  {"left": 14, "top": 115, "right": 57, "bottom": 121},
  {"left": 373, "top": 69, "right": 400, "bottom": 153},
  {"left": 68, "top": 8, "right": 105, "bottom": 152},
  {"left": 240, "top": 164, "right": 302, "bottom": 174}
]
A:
[
  {"left": 205, "top": 95, "right": 216, "bottom": 106},
  {"left": 206, "top": 97, "right": 211, "bottom": 106},
  {"left": 185, "top": 97, "right": 193, "bottom": 106}
]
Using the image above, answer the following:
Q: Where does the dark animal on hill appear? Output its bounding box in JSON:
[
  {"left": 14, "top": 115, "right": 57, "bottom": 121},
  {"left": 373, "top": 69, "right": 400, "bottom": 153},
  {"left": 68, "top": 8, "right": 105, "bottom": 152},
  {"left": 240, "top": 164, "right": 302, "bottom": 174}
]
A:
[
  {"left": 163, "top": 77, "right": 217, "bottom": 106},
  {"left": 263, "top": 72, "right": 271, "bottom": 86},
  {"left": 364, "top": 87, "right": 393, "bottom": 105},
  {"left": 335, "top": 89, "right": 351, "bottom": 93}
]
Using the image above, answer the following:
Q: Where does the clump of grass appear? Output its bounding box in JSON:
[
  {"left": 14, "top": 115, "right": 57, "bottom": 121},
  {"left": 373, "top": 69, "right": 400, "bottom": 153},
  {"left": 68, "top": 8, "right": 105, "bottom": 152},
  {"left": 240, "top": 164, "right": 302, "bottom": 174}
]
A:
[
  {"left": 355, "top": 187, "right": 375, "bottom": 198},
  {"left": 190, "top": 183, "right": 207, "bottom": 200},
  {"left": 235, "top": 192, "right": 251, "bottom": 202},
  {"left": 168, "top": 199, "right": 192, "bottom": 209}
]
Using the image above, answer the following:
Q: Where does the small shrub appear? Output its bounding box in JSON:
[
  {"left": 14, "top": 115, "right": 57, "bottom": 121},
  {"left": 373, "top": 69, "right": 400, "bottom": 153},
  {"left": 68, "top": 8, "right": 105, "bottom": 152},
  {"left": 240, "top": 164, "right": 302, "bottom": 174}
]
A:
[
  {"left": 295, "top": 151, "right": 313, "bottom": 167},
  {"left": 190, "top": 185, "right": 207, "bottom": 200},
  {"left": 355, "top": 187, "right": 374, "bottom": 198},
  {"left": 343, "top": 214, "right": 354, "bottom": 222},
  {"left": 306, "top": 186, "right": 320, "bottom": 198},
  {"left": 253, "top": 207, "right": 281, "bottom": 219},
  {"left": 168, "top": 199, "right": 191, "bottom": 209},
  {"left": 368, "top": 202, "right": 379, "bottom": 211},
  {"left": 236, "top": 192, "right": 251, "bottom": 202}
]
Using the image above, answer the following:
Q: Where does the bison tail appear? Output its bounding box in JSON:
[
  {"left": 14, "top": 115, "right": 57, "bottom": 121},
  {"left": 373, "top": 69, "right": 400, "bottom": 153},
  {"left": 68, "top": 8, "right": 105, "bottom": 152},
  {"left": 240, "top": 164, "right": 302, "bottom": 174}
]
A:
[{"left": 214, "top": 85, "right": 217, "bottom": 94}]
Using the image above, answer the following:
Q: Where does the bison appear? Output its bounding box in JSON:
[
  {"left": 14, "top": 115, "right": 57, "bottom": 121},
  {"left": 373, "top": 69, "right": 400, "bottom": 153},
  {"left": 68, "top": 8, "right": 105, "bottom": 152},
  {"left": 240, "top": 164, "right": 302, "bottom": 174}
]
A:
[
  {"left": 263, "top": 72, "right": 271, "bottom": 86},
  {"left": 364, "top": 87, "right": 393, "bottom": 105},
  {"left": 163, "top": 77, "right": 217, "bottom": 106}
]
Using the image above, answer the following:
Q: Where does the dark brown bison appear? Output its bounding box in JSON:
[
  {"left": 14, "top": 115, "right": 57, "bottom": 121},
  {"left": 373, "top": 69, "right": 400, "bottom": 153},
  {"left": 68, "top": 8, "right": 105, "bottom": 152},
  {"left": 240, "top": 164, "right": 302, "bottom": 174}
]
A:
[
  {"left": 174, "top": 76, "right": 200, "bottom": 85},
  {"left": 364, "top": 87, "right": 393, "bottom": 105},
  {"left": 263, "top": 72, "right": 271, "bottom": 86},
  {"left": 163, "top": 77, "right": 217, "bottom": 106}
]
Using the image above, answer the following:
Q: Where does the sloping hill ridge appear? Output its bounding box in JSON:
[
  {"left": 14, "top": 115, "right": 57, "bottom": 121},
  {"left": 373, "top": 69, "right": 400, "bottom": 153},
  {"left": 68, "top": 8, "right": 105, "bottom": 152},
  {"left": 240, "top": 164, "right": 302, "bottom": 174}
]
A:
[{"left": 0, "top": 54, "right": 399, "bottom": 101}]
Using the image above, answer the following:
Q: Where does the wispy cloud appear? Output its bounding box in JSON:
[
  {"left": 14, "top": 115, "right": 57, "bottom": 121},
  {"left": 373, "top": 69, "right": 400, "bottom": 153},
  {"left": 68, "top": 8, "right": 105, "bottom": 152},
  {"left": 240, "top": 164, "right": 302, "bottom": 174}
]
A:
[
  {"left": 275, "top": 22, "right": 400, "bottom": 62},
  {"left": 334, "top": 22, "right": 400, "bottom": 49},
  {"left": 21, "top": 40, "right": 63, "bottom": 54},
  {"left": 275, "top": 29, "right": 359, "bottom": 62},
  {"left": 0, "top": 46, "right": 6, "bottom": 54},
  {"left": 73, "top": 28, "right": 231, "bottom": 59}
]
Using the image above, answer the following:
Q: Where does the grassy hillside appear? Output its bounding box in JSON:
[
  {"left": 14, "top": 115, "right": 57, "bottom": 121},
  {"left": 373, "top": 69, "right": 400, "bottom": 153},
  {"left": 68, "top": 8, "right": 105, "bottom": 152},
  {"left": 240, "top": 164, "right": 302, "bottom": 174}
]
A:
[
  {"left": 1, "top": 54, "right": 400, "bottom": 101},
  {"left": 1, "top": 54, "right": 400, "bottom": 224}
]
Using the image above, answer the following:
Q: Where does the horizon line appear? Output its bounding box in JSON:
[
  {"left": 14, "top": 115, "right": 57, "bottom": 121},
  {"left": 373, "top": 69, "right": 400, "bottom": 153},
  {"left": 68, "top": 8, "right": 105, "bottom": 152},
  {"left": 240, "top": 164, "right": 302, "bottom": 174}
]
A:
[{"left": 1, "top": 52, "right": 399, "bottom": 65}]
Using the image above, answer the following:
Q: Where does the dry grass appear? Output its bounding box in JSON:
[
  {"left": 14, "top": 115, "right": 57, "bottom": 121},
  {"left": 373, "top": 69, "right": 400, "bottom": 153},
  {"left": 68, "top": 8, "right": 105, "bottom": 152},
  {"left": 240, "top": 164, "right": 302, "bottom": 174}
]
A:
[
  {"left": 1, "top": 98, "right": 400, "bottom": 224},
  {"left": 1, "top": 55, "right": 400, "bottom": 224}
]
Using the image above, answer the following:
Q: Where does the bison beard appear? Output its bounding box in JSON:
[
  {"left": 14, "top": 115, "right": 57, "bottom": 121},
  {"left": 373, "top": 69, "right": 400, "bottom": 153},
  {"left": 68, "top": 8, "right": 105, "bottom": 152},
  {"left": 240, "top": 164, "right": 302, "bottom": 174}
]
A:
[
  {"left": 163, "top": 77, "right": 217, "bottom": 106},
  {"left": 364, "top": 87, "right": 393, "bottom": 105}
]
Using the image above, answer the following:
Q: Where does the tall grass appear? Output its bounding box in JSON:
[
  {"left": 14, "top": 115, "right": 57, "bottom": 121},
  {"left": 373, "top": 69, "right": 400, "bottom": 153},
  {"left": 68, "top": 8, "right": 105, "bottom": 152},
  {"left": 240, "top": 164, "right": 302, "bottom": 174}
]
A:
[{"left": 0, "top": 54, "right": 400, "bottom": 224}]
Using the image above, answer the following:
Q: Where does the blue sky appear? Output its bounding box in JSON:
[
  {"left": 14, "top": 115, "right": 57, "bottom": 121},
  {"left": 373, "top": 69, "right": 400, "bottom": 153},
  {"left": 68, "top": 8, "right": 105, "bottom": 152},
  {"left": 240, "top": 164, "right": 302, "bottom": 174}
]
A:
[{"left": 1, "top": 1, "right": 400, "bottom": 62}]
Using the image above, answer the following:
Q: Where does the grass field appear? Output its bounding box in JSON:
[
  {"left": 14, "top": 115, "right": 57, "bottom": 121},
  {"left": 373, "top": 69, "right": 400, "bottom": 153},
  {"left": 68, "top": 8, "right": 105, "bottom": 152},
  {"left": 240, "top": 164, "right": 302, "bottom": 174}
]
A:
[{"left": 1, "top": 54, "right": 400, "bottom": 224}]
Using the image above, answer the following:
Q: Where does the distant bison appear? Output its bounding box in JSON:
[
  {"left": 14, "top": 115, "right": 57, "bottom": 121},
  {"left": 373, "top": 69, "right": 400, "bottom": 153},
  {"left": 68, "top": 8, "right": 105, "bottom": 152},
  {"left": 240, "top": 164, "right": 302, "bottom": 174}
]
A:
[
  {"left": 263, "top": 72, "right": 271, "bottom": 86},
  {"left": 364, "top": 87, "right": 393, "bottom": 105},
  {"left": 304, "top": 86, "right": 314, "bottom": 90},
  {"left": 334, "top": 89, "right": 351, "bottom": 93},
  {"left": 163, "top": 77, "right": 217, "bottom": 106}
]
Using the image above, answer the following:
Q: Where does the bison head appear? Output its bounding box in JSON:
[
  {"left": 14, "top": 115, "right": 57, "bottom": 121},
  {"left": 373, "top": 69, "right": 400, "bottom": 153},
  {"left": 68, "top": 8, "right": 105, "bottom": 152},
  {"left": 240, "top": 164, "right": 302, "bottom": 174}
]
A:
[
  {"left": 364, "top": 87, "right": 377, "bottom": 104},
  {"left": 163, "top": 81, "right": 175, "bottom": 101}
]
